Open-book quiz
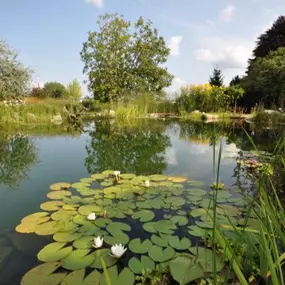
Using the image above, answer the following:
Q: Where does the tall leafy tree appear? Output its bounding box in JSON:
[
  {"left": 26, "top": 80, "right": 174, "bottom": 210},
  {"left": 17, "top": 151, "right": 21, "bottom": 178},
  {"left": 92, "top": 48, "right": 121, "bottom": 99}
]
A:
[
  {"left": 209, "top": 68, "right": 223, "bottom": 87},
  {"left": 0, "top": 41, "right": 32, "bottom": 100},
  {"left": 229, "top": 75, "right": 242, "bottom": 87},
  {"left": 81, "top": 14, "right": 174, "bottom": 102},
  {"left": 252, "top": 16, "right": 285, "bottom": 60},
  {"left": 244, "top": 47, "right": 285, "bottom": 107},
  {"left": 66, "top": 79, "right": 82, "bottom": 101}
]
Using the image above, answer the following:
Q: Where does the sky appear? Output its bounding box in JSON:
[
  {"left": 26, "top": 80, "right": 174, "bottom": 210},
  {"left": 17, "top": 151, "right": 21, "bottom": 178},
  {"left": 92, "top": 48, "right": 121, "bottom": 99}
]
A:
[{"left": 0, "top": 0, "right": 284, "bottom": 96}]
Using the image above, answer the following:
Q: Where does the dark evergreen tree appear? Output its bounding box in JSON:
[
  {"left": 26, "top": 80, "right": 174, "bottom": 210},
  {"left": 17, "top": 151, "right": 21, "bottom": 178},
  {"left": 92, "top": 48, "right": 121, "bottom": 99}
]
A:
[
  {"left": 209, "top": 68, "right": 223, "bottom": 87},
  {"left": 229, "top": 75, "right": 242, "bottom": 87}
]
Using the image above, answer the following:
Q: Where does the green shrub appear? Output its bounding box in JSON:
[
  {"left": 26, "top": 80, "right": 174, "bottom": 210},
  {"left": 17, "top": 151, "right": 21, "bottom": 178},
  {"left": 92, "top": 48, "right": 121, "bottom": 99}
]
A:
[{"left": 40, "top": 82, "right": 67, "bottom": 98}]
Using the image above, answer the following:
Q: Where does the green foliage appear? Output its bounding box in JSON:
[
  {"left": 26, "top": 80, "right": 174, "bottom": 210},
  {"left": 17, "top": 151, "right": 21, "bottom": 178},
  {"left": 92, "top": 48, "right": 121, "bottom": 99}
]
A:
[
  {"left": 229, "top": 75, "right": 242, "bottom": 87},
  {"left": 81, "top": 13, "right": 173, "bottom": 102},
  {"left": 0, "top": 41, "right": 32, "bottom": 100},
  {"left": 176, "top": 83, "right": 228, "bottom": 113},
  {"left": 66, "top": 79, "right": 82, "bottom": 101},
  {"left": 225, "top": 86, "right": 245, "bottom": 112},
  {"left": 244, "top": 47, "right": 285, "bottom": 107},
  {"left": 40, "top": 82, "right": 67, "bottom": 98},
  {"left": 209, "top": 68, "right": 224, "bottom": 87},
  {"left": 252, "top": 16, "right": 285, "bottom": 60}
]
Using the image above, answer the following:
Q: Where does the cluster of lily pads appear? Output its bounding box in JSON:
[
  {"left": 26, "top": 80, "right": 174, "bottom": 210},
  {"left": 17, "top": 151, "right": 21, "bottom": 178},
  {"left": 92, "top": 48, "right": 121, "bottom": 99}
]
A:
[{"left": 16, "top": 170, "right": 259, "bottom": 284}]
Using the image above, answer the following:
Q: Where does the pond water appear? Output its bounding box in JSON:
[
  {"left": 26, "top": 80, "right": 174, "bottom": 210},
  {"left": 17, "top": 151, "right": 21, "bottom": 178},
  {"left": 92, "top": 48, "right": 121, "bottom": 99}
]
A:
[{"left": 0, "top": 119, "right": 282, "bottom": 284}]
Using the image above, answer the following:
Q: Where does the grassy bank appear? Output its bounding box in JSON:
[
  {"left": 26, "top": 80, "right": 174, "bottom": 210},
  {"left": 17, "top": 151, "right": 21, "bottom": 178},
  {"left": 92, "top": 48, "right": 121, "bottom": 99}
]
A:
[{"left": 0, "top": 98, "right": 80, "bottom": 125}]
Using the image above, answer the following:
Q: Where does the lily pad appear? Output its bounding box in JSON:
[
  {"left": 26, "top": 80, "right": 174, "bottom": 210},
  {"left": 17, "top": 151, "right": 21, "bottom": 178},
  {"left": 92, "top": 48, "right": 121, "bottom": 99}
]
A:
[
  {"left": 72, "top": 182, "right": 90, "bottom": 189},
  {"left": 190, "top": 208, "right": 209, "bottom": 218},
  {"left": 168, "top": 176, "right": 188, "bottom": 183},
  {"left": 162, "top": 235, "right": 191, "bottom": 250},
  {"left": 188, "top": 225, "right": 211, "bottom": 237},
  {"left": 37, "top": 242, "right": 72, "bottom": 262},
  {"left": 132, "top": 210, "right": 155, "bottom": 222},
  {"left": 21, "top": 212, "right": 49, "bottom": 223},
  {"left": 53, "top": 231, "right": 82, "bottom": 242},
  {"left": 73, "top": 236, "right": 94, "bottom": 249},
  {"left": 129, "top": 238, "right": 152, "bottom": 254},
  {"left": 47, "top": 191, "right": 72, "bottom": 200},
  {"left": 136, "top": 201, "right": 151, "bottom": 209},
  {"left": 107, "top": 222, "right": 131, "bottom": 232},
  {"left": 50, "top": 183, "right": 71, "bottom": 191},
  {"left": 91, "top": 174, "right": 105, "bottom": 180},
  {"left": 73, "top": 215, "right": 92, "bottom": 225},
  {"left": 164, "top": 197, "right": 185, "bottom": 207},
  {"left": 61, "top": 249, "right": 94, "bottom": 270},
  {"left": 189, "top": 247, "right": 225, "bottom": 272},
  {"left": 170, "top": 255, "right": 204, "bottom": 285},
  {"left": 100, "top": 266, "right": 135, "bottom": 285},
  {"left": 148, "top": 245, "right": 175, "bottom": 262},
  {"left": 60, "top": 269, "right": 85, "bottom": 285},
  {"left": 78, "top": 205, "right": 102, "bottom": 216},
  {"left": 51, "top": 209, "right": 77, "bottom": 222},
  {"left": 170, "top": 216, "right": 188, "bottom": 226},
  {"left": 151, "top": 235, "right": 168, "bottom": 247},
  {"left": 128, "top": 256, "right": 155, "bottom": 274},
  {"left": 154, "top": 220, "right": 176, "bottom": 234},
  {"left": 90, "top": 249, "right": 117, "bottom": 269},
  {"left": 101, "top": 180, "right": 114, "bottom": 187},
  {"left": 142, "top": 222, "right": 157, "bottom": 234},
  {"left": 149, "top": 174, "right": 167, "bottom": 181},
  {"left": 82, "top": 270, "right": 101, "bottom": 285},
  {"left": 187, "top": 189, "right": 207, "bottom": 196},
  {"left": 21, "top": 262, "right": 66, "bottom": 285},
  {"left": 103, "top": 186, "right": 121, "bottom": 194},
  {"left": 35, "top": 221, "right": 64, "bottom": 236},
  {"left": 187, "top": 180, "right": 205, "bottom": 187},
  {"left": 121, "top": 173, "right": 136, "bottom": 179}
]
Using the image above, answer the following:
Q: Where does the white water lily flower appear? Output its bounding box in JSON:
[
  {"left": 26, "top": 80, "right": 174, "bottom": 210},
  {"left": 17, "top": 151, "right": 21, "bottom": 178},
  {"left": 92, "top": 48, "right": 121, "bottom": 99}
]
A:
[
  {"left": 145, "top": 180, "right": 150, "bottom": 187},
  {"left": 110, "top": 243, "right": 127, "bottom": 258},
  {"left": 114, "top": 171, "right": 120, "bottom": 177},
  {"left": 93, "top": 236, "right": 103, "bottom": 248},
  {"left": 87, "top": 212, "right": 96, "bottom": 221}
]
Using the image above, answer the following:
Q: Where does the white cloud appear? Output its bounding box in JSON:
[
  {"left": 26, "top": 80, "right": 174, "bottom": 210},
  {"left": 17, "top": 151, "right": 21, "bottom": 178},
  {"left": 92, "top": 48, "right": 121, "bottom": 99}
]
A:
[
  {"left": 174, "top": 77, "right": 186, "bottom": 84},
  {"left": 168, "top": 36, "right": 182, "bottom": 56},
  {"left": 195, "top": 37, "right": 253, "bottom": 69},
  {"left": 220, "top": 4, "right": 235, "bottom": 23},
  {"left": 84, "top": 0, "right": 103, "bottom": 8}
]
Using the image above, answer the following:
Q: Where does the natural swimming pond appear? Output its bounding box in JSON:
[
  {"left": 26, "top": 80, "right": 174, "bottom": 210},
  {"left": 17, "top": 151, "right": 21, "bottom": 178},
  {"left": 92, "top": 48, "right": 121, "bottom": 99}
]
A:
[{"left": 0, "top": 119, "right": 283, "bottom": 285}]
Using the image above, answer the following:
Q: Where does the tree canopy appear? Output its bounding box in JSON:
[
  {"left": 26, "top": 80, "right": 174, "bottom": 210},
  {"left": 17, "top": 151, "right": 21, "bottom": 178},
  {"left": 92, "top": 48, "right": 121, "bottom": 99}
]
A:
[
  {"left": 0, "top": 41, "right": 31, "bottom": 100},
  {"left": 209, "top": 68, "right": 223, "bottom": 87},
  {"left": 243, "top": 47, "right": 285, "bottom": 107},
  {"left": 81, "top": 14, "right": 174, "bottom": 102},
  {"left": 66, "top": 79, "right": 82, "bottom": 101}
]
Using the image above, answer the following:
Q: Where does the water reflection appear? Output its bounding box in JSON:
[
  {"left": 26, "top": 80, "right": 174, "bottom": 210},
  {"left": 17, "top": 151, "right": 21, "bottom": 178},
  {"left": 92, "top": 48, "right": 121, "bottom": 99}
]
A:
[
  {"left": 0, "top": 134, "right": 37, "bottom": 186},
  {"left": 85, "top": 120, "right": 171, "bottom": 175}
]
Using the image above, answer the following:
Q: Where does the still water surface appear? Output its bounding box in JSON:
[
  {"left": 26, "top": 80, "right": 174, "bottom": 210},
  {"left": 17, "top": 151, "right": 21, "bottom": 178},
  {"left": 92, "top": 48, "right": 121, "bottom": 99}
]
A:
[{"left": 0, "top": 119, "right": 281, "bottom": 284}]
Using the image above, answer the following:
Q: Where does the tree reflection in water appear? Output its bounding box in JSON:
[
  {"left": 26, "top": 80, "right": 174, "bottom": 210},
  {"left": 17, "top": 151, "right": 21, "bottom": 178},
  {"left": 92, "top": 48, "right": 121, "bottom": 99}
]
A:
[
  {"left": 0, "top": 133, "right": 37, "bottom": 186},
  {"left": 85, "top": 120, "right": 171, "bottom": 175}
]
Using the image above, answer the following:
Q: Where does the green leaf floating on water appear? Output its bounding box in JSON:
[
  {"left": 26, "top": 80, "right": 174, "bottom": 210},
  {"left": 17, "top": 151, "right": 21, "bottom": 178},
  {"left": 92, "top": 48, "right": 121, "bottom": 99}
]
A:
[
  {"left": 90, "top": 249, "right": 117, "bottom": 269},
  {"left": 149, "top": 174, "right": 167, "bottom": 181},
  {"left": 107, "top": 222, "right": 131, "bottom": 232},
  {"left": 120, "top": 173, "right": 136, "bottom": 179},
  {"left": 129, "top": 238, "right": 152, "bottom": 254},
  {"left": 187, "top": 189, "right": 207, "bottom": 196},
  {"left": 73, "top": 215, "right": 92, "bottom": 225},
  {"left": 91, "top": 173, "right": 105, "bottom": 180},
  {"left": 142, "top": 222, "right": 157, "bottom": 233},
  {"left": 189, "top": 247, "right": 225, "bottom": 272},
  {"left": 190, "top": 208, "right": 209, "bottom": 218},
  {"left": 21, "top": 262, "right": 66, "bottom": 285},
  {"left": 164, "top": 197, "right": 185, "bottom": 207},
  {"left": 50, "top": 182, "right": 71, "bottom": 191},
  {"left": 61, "top": 249, "right": 94, "bottom": 270},
  {"left": 170, "top": 215, "right": 188, "bottom": 226},
  {"left": 78, "top": 205, "right": 102, "bottom": 216},
  {"left": 105, "top": 223, "right": 131, "bottom": 245},
  {"left": 53, "top": 231, "right": 82, "bottom": 243},
  {"left": 101, "top": 180, "right": 114, "bottom": 187},
  {"left": 132, "top": 210, "right": 155, "bottom": 222},
  {"left": 95, "top": 218, "right": 112, "bottom": 228},
  {"left": 51, "top": 209, "right": 77, "bottom": 222},
  {"left": 154, "top": 220, "right": 176, "bottom": 234},
  {"left": 160, "top": 235, "right": 191, "bottom": 250},
  {"left": 151, "top": 235, "right": 168, "bottom": 247},
  {"left": 60, "top": 269, "right": 85, "bottom": 285},
  {"left": 148, "top": 245, "right": 175, "bottom": 262},
  {"left": 169, "top": 255, "right": 204, "bottom": 285},
  {"left": 136, "top": 201, "right": 151, "bottom": 209},
  {"left": 82, "top": 270, "right": 101, "bottom": 285},
  {"left": 103, "top": 186, "right": 121, "bottom": 195},
  {"left": 73, "top": 236, "right": 94, "bottom": 249},
  {"left": 188, "top": 225, "right": 211, "bottom": 237},
  {"left": 40, "top": 201, "right": 64, "bottom": 211},
  {"left": 128, "top": 256, "right": 155, "bottom": 274},
  {"left": 35, "top": 221, "right": 64, "bottom": 236},
  {"left": 37, "top": 242, "right": 72, "bottom": 262},
  {"left": 47, "top": 190, "right": 72, "bottom": 200},
  {"left": 100, "top": 265, "right": 135, "bottom": 285},
  {"left": 187, "top": 180, "right": 205, "bottom": 187}
]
